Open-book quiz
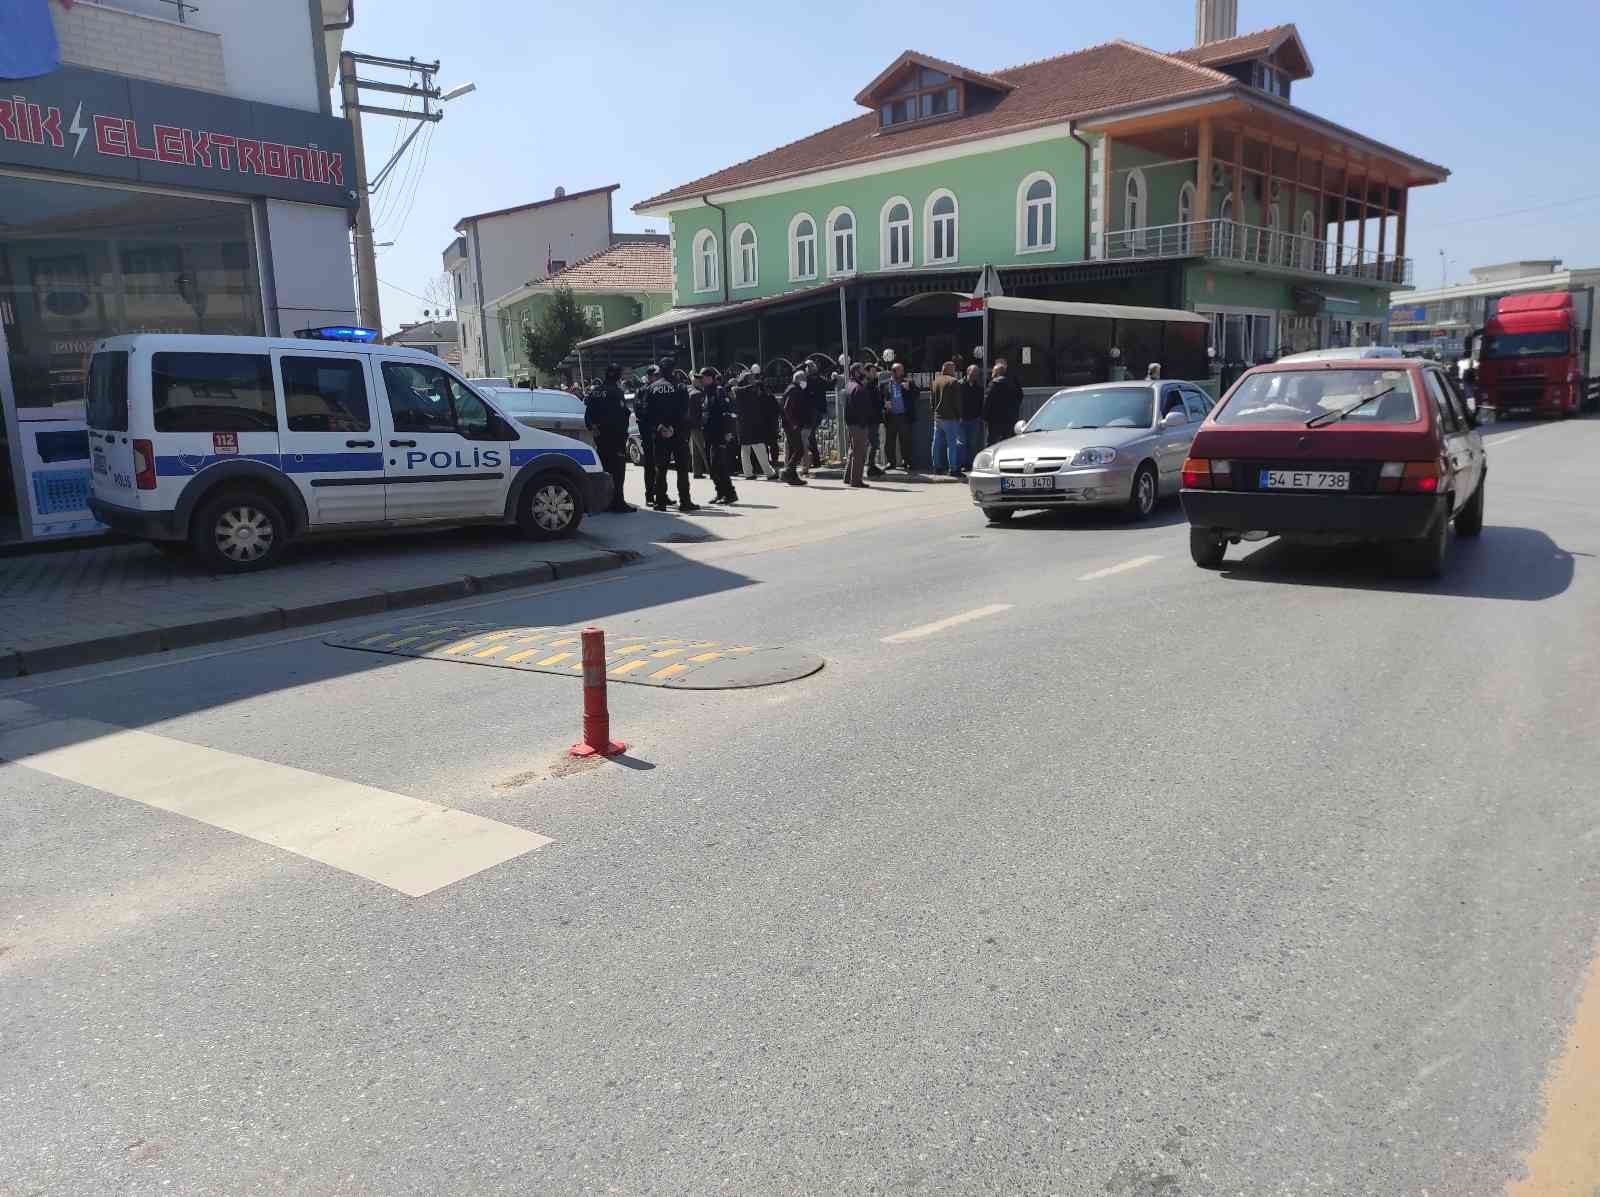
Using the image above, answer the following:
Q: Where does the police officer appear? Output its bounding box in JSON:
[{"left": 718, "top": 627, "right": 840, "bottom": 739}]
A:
[
  {"left": 643, "top": 356, "right": 699, "bottom": 512},
  {"left": 633, "top": 365, "right": 660, "bottom": 506},
  {"left": 695, "top": 366, "right": 739, "bottom": 504},
  {"left": 586, "top": 364, "right": 635, "bottom": 513}
]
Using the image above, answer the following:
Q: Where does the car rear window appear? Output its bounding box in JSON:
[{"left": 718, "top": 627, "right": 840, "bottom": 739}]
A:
[
  {"left": 153, "top": 352, "right": 277, "bottom": 433},
  {"left": 86, "top": 351, "right": 128, "bottom": 431},
  {"left": 1215, "top": 369, "right": 1419, "bottom": 425},
  {"left": 487, "top": 389, "right": 587, "bottom": 417}
]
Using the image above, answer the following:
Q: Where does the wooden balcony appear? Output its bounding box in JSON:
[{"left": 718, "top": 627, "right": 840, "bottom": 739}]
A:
[{"left": 1104, "top": 219, "right": 1412, "bottom": 285}]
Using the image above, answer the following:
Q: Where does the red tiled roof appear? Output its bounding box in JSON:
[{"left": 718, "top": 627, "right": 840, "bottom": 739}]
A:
[
  {"left": 637, "top": 41, "right": 1234, "bottom": 211},
  {"left": 537, "top": 238, "right": 673, "bottom": 294},
  {"left": 454, "top": 183, "right": 619, "bottom": 231},
  {"left": 1172, "top": 23, "right": 1310, "bottom": 75}
]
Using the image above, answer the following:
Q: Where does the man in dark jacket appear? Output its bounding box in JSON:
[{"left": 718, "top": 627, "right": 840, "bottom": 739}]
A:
[
  {"left": 983, "top": 358, "right": 1024, "bottom": 448},
  {"left": 958, "top": 363, "right": 985, "bottom": 476},
  {"left": 862, "top": 361, "right": 885, "bottom": 478},
  {"left": 734, "top": 371, "right": 778, "bottom": 479},
  {"left": 643, "top": 357, "right": 699, "bottom": 512},
  {"left": 843, "top": 364, "right": 876, "bottom": 488},
  {"left": 586, "top": 364, "right": 635, "bottom": 513},
  {"left": 633, "top": 365, "right": 661, "bottom": 506},
  {"left": 780, "top": 370, "right": 810, "bottom": 486},
  {"left": 881, "top": 361, "right": 918, "bottom": 471},
  {"left": 695, "top": 367, "right": 739, "bottom": 504},
  {"left": 686, "top": 377, "right": 709, "bottom": 478}
]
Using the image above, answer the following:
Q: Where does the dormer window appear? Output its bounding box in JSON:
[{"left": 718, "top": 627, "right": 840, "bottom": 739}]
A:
[
  {"left": 879, "top": 67, "right": 961, "bottom": 128},
  {"left": 1252, "top": 62, "right": 1287, "bottom": 97}
]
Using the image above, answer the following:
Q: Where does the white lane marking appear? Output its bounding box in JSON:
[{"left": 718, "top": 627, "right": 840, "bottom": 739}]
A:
[
  {"left": 882, "top": 603, "right": 1013, "bottom": 643},
  {"left": 0, "top": 700, "right": 550, "bottom": 898},
  {"left": 1078, "top": 554, "right": 1163, "bottom": 582},
  {"left": 1489, "top": 429, "right": 1535, "bottom": 446}
]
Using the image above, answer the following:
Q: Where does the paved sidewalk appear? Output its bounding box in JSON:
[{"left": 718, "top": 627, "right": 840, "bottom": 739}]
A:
[{"left": 0, "top": 466, "right": 969, "bottom": 678}]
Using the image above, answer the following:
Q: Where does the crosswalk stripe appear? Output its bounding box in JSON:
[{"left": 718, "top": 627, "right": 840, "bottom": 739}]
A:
[
  {"left": 611, "top": 660, "right": 649, "bottom": 676},
  {"left": 474, "top": 645, "right": 507, "bottom": 659},
  {"left": 651, "top": 663, "right": 689, "bottom": 680},
  {"left": 0, "top": 701, "right": 549, "bottom": 898},
  {"left": 441, "top": 641, "right": 480, "bottom": 655},
  {"left": 651, "top": 648, "right": 686, "bottom": 659},
  {"left": 537, "top": 652, "right": 573, "bottom": 666},
  {"left": 412, "top": 639, "right": 451, "bottom": 652},
  {"left": 687, "top": 651, "right": 724, "bottom": 662},
  {"left": 503, "top": 649, "right": 541, "bottom": 663}
]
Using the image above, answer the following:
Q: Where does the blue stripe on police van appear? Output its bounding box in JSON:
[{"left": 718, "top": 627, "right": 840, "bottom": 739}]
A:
[
  {"left": 154, "top": 452, "right": 384, "bottom": 477},
  {"left": 281, "top": 453, "right": 385, "bottom": 473},
  {"left": 155, "top": 453, "right": 282, "bottom": 476},
  {"left": 509, "top": 446, "right": 598, "bottom": 467}
]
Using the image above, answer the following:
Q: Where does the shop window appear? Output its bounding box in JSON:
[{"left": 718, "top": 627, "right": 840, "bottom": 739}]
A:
[
  {"left": 152, "top": 352, "right": 276, "bottom": 433},
  {"left": 1017, "top": 173, "right": 1055, "bottom": 253},
  {"left": 925, "top": 191, "right": 958, "bottom": 264},
  {"left": 281, "top": 356, "right": 371, "bottom": 432}
]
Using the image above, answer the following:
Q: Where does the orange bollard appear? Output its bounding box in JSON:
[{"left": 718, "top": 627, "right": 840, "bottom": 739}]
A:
[{"left": 570, "top": 626, "right": 626, "bottom": 757}]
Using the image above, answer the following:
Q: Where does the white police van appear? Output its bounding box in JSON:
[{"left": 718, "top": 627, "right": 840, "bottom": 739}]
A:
[{"left": 85, "top": 328, "right": 611, "bottom": 572}]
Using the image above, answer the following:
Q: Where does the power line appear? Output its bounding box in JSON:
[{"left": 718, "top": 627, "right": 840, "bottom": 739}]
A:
[
  {"left": 1421, "top": 191, "right": 1600, "bottom": 231},
  {"left": 378, "top": 276, "right": 433, "bottom": 304}
]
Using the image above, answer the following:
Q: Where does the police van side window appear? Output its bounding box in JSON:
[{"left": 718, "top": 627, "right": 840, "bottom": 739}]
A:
[
  {"left": 153, "top": 353, "right": 276, "bottom": 433},
  {"left": 382, "top": 362, "right": 456, "bottom": 434},
  {"left": 86, "top": 351, "right": 129, "bottom": 431},
  {"left": 281, "top": 357, "right": 371, "bottom": 432},
  {"left": 381, "top": 361, "right": 494, "bottom": 437}
]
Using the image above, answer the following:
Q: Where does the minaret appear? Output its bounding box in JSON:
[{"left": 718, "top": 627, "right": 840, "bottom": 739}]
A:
[{"left": 1195, "top": 0, "right": 1238, "bottom": 45}]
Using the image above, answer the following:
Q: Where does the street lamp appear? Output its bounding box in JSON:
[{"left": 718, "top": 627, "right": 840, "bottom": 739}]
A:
[{"left": 440, "top": 82, "right": 477, "bottom": 102}]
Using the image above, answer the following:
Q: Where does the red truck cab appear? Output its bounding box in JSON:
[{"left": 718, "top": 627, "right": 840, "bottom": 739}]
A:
[{"left": 1473, "top": 292, "right": 1586, "bottom": 418}]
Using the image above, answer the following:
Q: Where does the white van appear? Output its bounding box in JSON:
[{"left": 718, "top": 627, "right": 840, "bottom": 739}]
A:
[{"left": 85, "top": 330, "right": 612, "bottom": 572}]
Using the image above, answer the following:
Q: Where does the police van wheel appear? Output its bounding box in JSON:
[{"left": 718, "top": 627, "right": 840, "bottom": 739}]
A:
[
  {"left": 626, "top": 439, "right": 643, "bottom": 466},
  {"left": 192, "top": 489, "right": 288, "bottom": 573},
  {"left": 518, "top": 475, "right": 583, "bottom": 540}
]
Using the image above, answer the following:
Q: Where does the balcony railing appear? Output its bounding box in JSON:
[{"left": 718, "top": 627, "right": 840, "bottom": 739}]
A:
[{"left": 1104, "top": 220, "right": 1413, "bottom": 286}]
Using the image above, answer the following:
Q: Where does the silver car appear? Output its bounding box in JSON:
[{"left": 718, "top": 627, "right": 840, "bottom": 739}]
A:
[
  {"left": 476, "top": 386, "right": 594, "bottom": 449},
  {"left": 967, "top": 381, "right": 1210, "bottom": 522}
]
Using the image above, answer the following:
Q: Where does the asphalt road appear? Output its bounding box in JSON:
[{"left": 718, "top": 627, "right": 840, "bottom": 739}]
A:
[{"left": 3, "top": 416, "right": 1597, "bottom": 1195}]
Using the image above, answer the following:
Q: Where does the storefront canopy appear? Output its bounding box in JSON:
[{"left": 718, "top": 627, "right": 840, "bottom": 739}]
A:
[{"left": 891, "top": 293, "right": 1210, "bottom": 325}]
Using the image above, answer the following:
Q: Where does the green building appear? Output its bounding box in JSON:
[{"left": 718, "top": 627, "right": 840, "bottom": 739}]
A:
[
  {"left": 581, "top": 16, "right": 1447, "bottom": 395},
  {"left": 491, "top": 235, "right": 672, "bottom": 384}
]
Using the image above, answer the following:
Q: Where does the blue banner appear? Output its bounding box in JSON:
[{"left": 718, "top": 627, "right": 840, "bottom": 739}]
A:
[{"left": 0, "top": 0, "right": 61, "bottom": 81}]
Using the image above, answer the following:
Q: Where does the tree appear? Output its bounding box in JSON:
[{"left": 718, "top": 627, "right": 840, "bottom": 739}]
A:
[
  {"left": 522, "top": 286, "right": 597, "bottom": 384},
  {"left": 421, "top": 272, "right": 457, "bottom": 320}
]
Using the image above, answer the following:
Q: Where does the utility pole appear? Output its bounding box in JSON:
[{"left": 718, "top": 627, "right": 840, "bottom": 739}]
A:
[{"left": 339, "top": 52, "right": 465, "bottom": 333}]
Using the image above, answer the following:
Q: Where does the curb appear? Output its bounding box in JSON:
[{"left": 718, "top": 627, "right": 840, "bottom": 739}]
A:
[{"left": 3, "top": 548, "right": 640, "bottom": 679}]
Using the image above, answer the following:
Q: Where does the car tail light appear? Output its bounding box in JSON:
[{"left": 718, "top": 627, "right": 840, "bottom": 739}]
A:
[
  {"left": 133, "top": 439, "right": 157, "bottom": 490},
  {"left": 1400, "top": 461, "right": 1442, "bottom": 493},
  {"left": 1378, "top": 462, "right": 1404, "bottom": 494},
  {"left": 1182, "top": 457, "right": 1209, "bottom": 488}
]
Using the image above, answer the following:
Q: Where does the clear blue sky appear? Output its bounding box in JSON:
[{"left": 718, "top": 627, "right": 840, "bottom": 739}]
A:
[{"left": 359, "top": 0, "right": 1600, "bottom": 330}]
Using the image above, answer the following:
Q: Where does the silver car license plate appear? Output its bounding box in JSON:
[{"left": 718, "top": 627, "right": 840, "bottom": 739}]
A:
[
  {"left": 1000, "top": 476, "right": 1055, "bottom": 492},
  {"left": 1260, "top": 469, "right": 1349, "bottom": 491}
]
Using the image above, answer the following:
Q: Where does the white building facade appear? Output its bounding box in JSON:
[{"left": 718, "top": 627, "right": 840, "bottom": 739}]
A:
[
  {"left": 444, "top": 184, "right": 616, "bottom": 377},
  {"left": 0, "top": 0, "right": 361, "bottom": 543}
]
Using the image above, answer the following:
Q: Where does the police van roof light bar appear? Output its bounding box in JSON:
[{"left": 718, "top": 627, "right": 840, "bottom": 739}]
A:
[{"left": 295, "top": 326, "right": 380, "bottom": 342}]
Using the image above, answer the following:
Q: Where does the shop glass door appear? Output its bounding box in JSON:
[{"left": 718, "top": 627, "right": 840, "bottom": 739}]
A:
[{"left": 0, "top": 173, "right": 265, "bottom": 540}]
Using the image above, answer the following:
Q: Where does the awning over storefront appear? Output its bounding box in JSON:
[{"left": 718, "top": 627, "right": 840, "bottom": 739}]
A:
[
  {"left": 577, "top": 279, "right": 844, "bottom": 352},
  {"left": 892, "top": 292, "right": 1209, "bottom": 325}
]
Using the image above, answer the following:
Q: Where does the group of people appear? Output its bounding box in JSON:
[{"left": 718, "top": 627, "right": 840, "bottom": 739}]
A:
[{"left": 581, "top": 353, "right": 1028, "bottom": 511}]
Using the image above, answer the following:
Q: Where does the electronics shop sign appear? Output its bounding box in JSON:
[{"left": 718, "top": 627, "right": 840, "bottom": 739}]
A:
[{"left": 0, "top": 65, "right": 357, "bottom": 209}]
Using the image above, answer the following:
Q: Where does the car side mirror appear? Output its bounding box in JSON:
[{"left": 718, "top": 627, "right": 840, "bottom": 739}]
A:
[
  {"left": 1162, "top": 409, "right": 1188, "bottom": 428},
  {"left": 1013, "top": 419, "right": 1027, "bottom": 435}
]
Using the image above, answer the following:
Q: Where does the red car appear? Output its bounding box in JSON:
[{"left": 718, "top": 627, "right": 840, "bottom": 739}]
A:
[{"left": 1181, "top": 358, "right": 1487, "bottom": 577}]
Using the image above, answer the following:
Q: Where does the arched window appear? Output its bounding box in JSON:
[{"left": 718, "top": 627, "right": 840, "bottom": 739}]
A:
[
  {"left": 1299, "top": 209, "right": 1316, "bottom": 270},
  {"left": 1218, "top": 194, "right": 1235, "bottom": 258},
  {"left": 1177, "top": 181, "right": 1196, "bottom": 254},
  {"left": 1017, "top": 172, "right": 1055, "bottom": 253},
  {"left": 880, "top": 197, "right": 913, "bottom": 269},
  {"left": 730, "top": 223, "right": 758, "bottom": 289},
  {"left": 827, "top": 207, "right": 856, "bottom": 275},
  {"left": 1124, "top": 168, "right": 1148, "bottom": 249},
  {"left": 692, "top": 229, "right": 719, "bottom": 293},
  {"left": 789, "top": 213, "right": 817, "bottom": 281},
  {"left": 1266, "top": 203, "right": 1281, "bottom": 265},
  {"left": 925, "top": 190, "right": 958, "bottom": 264}
]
